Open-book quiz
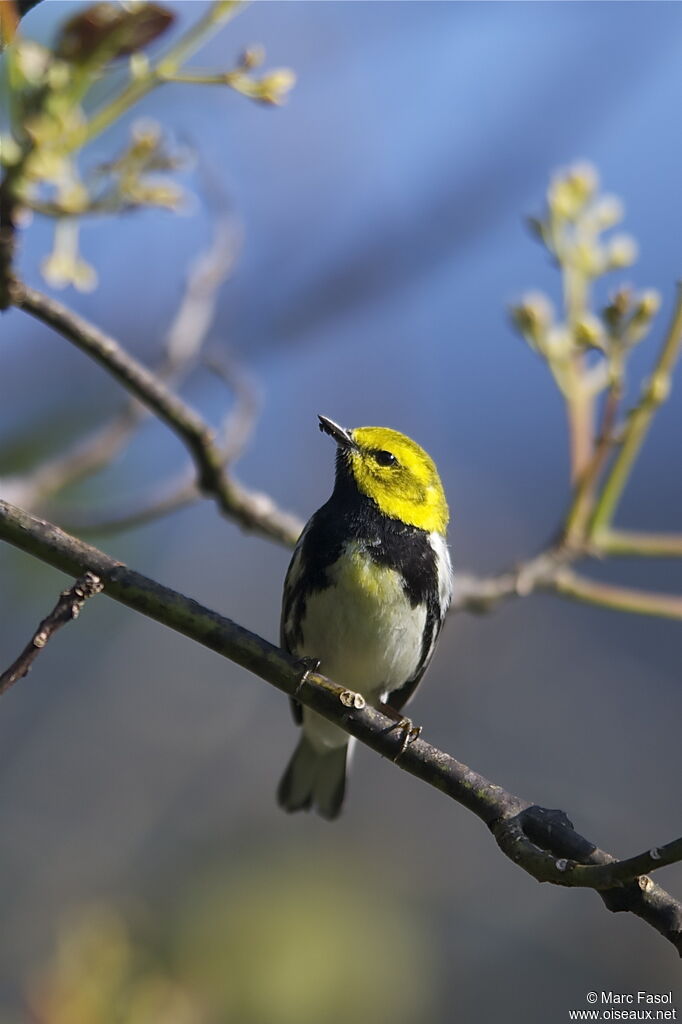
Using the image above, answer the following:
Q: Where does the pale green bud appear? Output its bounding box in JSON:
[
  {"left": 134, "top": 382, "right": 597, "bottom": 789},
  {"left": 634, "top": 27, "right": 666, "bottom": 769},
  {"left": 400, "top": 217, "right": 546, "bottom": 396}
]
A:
[
  {"left": 258, "top": 69, "right": 297, "bottom": 105},
  {"left": 603, "top": 286, "right": 632, "bottom": 330},
  {"left": 548, "top": 162, "right": 598, "bottom": 219},
  {"left": 607, "top": 234, "right": 638, "bottom": 269},
  {"left": 626, "top": 289, "right": 661, "bottom": 344},
  {"left": 634, "top": 289, "right": 661, "bottom": 320},
  {"left": 574, "top": 313, "right": 604, "bottom": 350},
  {"left": 0, "top": 135, "right": 22, "bottom": 167},
  {"left": 72, "top": 259, "right": 98, "bottom": 292},
  {"left": 131, "top": 118, "right": 162, "bottom": 150},
  {"left": 42, "top": 250, "right": 97, "bottom": 292},
  {"left": 573, "top": 240, "right": 605, "bottom": 277},
  {"left": 240, "top": 45, "right": 266, "bottom": 70},
  {"left": 543, "top": 326, "right": 573, "bottom": 361},
  {"left": 591, "top": 195, "right": 624, "bottom": 230},
  {"left": 510, "top": 292, "right": 553, "bottom": 350},
  {"left": 129, "top": 52, "right": 150, "bottom": 80},
  {"left": 15, "top": 41, "right": 51, "bottom": 85}
]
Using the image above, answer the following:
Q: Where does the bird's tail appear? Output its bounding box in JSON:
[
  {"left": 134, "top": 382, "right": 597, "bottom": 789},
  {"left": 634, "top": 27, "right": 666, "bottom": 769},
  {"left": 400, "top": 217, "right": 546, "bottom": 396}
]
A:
[{"left": 277, "top": 735, "right": 349, "bottom": 820}]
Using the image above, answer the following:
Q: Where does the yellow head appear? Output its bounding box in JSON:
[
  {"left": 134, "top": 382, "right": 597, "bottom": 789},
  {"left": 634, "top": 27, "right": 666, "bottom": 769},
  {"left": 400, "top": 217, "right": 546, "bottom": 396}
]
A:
[{"left": 318, "top": 415, "right": 449, "bottom": 535}]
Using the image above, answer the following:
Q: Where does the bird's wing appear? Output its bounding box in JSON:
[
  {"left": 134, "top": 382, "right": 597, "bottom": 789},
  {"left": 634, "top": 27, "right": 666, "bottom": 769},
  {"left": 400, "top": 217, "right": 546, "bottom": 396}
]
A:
[
  {"left": 384, "top": 594, "right": 444, "bottom": 712},
  {"left": 280, "top": 525, "right": 312, "bottom": 726}
]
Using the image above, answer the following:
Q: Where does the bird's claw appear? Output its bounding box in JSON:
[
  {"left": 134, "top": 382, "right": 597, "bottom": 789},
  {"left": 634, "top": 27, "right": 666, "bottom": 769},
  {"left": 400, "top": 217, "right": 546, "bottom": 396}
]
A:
[
  {"left": 294, "top": 656, "right": 321, "bottom": 698},
  {"left": 391, "top": 716, "right": 422, "bottom": 761}
]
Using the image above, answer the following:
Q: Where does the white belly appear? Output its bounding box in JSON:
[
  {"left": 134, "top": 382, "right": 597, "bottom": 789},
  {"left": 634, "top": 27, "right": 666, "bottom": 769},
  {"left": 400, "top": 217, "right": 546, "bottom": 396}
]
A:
[{"left": 296, "top": 541, "right": 426, "bottom": 750}]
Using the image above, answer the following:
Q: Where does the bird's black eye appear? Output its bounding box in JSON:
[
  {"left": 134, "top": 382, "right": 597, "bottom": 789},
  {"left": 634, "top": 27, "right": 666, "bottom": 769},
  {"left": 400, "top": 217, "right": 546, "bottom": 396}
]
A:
[{"left": 373, "top": 449, "right": 397, "bottom": 467}]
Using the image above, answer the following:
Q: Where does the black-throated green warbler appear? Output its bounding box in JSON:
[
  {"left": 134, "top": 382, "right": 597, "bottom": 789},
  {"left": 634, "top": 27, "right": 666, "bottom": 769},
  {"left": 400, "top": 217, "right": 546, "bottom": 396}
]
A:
[{"left": 277, "top": 415, "right": 452, "bottom": 819}]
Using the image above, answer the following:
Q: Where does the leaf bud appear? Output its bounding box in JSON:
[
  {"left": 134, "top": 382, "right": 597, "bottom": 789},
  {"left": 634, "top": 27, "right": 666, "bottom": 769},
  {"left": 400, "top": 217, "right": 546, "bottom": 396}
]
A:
[
  {"left": 547, "top": 162, "right": 598, "bottom": 220},
  {"left": 607, "top": 234, "right": 638, "bottom": 269}
]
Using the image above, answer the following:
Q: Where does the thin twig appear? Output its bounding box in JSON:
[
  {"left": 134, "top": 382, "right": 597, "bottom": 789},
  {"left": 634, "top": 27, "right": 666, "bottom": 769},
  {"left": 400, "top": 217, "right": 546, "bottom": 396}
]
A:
[
  {"left": 562, "top": 248, "right": 595, "bottom": 483},
  {"left": 553, "top": 568, "right": 682, "bottom": 621},
  {"left": 3, "top": 214, "right": 241, "bottom": 512},
  {"left": 0, "top": 496, "right": 680, "bottom": 952},
  {"left": 163, "top": 217, "right": 241, "bottom": 374},
  {"left": 10, "top": 282, "right": 302, "bottom": 546},
  {"left": 65, "top": 2, "right": 245, "bottom": 150},
  {"left": 563, "top": 372, "right": 622, "bottom": 546},
  {"left": 596, "top": 529, "right": 682, "bottom": 558},
  {"left": 42, "top": 348, "right": 261, "bottom": 536},
  {"left": 1, "top": 405, "right": 144, "bottom": 510},
  {"left": 565, "top": 370, "right": 595, "bottom": 485},
  {"left": 0, "top": 570, "right": 103, "bottom": 696},
  {"left": 450, "top": 548, "right": 575, "bottom": 615},
  {"left": 591, "top": 283, "right": 682, "bottom": 533},
  {"left": 61, "top": 473, "right": 198, "bottom": 536},
  {"left": 206, "top": 353, "right": 260, "bottom": 464}
]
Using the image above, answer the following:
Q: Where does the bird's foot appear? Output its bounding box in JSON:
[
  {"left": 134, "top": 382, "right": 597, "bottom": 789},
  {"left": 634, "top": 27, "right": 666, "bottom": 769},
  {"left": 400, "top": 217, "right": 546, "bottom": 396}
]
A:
[
  {"left": 293, "top": 656, "right": 321, "bottom": 698},
  {"left": 381, "top": 703, "right": 422, "bottom": 761}
]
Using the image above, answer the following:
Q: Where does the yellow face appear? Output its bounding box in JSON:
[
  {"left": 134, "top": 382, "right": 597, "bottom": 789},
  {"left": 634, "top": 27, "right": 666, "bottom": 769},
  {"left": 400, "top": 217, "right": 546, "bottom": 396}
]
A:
[{"left": 346, "top": 425, "right": 449, "bottom": 535}]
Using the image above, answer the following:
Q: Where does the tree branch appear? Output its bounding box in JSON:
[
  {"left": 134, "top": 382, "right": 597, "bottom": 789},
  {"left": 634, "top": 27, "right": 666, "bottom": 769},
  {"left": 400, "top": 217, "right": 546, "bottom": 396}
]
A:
[
  {"left": 0, "top": 570, "right": 103, "bottom": 695},
  {"left": 10, "top": 282, "right": 302, "bottom": 546},
  {"left": 1, "top": 496, "right": 680, "bottom": 954},
  {"left": 9, "top": 280, "right": 682, "bottom": 620}
]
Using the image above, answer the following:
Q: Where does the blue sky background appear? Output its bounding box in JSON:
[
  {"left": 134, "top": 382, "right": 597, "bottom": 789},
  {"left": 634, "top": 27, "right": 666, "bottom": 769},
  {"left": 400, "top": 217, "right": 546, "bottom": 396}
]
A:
[{"left": 2, "top": 3, "right": 682, "bottom": 1019}]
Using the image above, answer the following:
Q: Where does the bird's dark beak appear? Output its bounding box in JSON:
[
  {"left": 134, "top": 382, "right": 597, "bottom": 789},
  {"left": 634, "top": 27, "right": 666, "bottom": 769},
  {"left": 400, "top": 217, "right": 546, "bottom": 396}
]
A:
[{"left": 318, "top": 415, "right": 356, "bottom": 449}]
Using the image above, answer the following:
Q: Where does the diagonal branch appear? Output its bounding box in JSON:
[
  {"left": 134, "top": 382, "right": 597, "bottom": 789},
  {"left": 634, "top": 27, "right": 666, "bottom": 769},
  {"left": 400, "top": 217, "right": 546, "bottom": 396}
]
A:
[
  {"left": 0, "top": 496, "right": 680, "bottom": 954},
  {"left": 60, "top": 355, "right": 262, "bottom": 537},
  {"left": 0, "top": 570, "right": 103, "bottom": 695},
  {"left": 1, "top": 404, "right": 144, "bottom": 511},
  {"left": 10, "top": 282, "right": 302, "bottom": 546}
]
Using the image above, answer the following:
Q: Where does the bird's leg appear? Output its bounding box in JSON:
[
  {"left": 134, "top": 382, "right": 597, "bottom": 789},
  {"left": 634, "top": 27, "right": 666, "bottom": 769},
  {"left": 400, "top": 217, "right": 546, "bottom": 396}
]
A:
[
  {"left": 293, "top": 656, "right": 322, "bottom": 699},
  {"left": 379, "top": 701, "right": 422, "bottom": 761}
]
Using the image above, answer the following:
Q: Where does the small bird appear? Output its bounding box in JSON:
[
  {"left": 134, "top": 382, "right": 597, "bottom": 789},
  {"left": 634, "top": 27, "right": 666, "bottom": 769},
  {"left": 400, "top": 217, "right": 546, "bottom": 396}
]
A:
[{"left": 277, "top": 415, "right": 452, "bottom": 819}]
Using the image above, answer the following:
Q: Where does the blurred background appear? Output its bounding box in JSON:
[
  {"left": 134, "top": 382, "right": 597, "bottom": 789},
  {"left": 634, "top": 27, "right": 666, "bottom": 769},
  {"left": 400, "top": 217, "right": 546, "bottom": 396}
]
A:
[{"left": 2, "top": 2, "right": 682, "bottom": 1020}]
